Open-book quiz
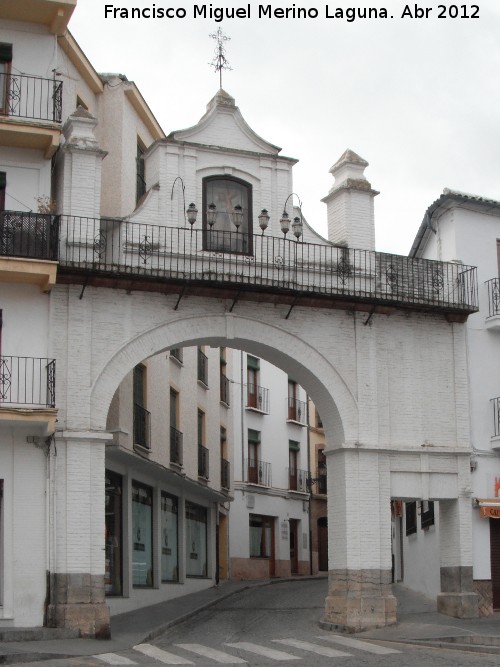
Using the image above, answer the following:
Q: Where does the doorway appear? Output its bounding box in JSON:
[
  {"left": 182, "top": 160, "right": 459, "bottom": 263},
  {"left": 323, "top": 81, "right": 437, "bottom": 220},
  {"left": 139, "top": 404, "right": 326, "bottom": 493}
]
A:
[
  {"left": 490, "top": 518, "right": 500, "bottom": 609},
  {"left": 289, "top": 519, "right": 299, "bottom": 574},
  {"left": 318, "top": 517, "right": 328, "bottom": 571}
]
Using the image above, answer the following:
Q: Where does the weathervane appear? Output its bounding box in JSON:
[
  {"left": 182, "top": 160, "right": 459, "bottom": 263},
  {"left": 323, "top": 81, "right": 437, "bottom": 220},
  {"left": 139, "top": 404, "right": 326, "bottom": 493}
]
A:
[{"left": 209, "top": 27, "right": 232, "bottom": 89}]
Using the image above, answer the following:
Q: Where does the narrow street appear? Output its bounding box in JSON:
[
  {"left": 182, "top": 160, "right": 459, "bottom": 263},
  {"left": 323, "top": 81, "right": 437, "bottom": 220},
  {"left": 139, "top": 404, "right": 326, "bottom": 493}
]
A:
[{"left": 14, "top": 580, "right": 500, "bottom": 667}]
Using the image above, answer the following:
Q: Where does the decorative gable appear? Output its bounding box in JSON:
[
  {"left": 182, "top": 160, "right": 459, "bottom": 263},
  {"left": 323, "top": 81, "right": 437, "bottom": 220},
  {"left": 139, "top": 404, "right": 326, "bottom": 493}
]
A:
[{"left": 168, "top": 89, "right": 281, "bottom": 156}]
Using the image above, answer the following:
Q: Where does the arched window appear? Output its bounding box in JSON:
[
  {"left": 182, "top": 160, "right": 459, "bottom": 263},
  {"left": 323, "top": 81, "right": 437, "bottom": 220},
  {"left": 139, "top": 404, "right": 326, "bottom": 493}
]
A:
[{"left": 202, "top": 175, "right": 253, "bottom": 254}]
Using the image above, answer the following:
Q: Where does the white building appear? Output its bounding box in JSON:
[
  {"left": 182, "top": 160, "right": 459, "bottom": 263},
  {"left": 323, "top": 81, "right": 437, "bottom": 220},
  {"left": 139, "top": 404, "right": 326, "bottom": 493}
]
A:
[
  {"left": 408, "top": 189, "right": 500, "bottom": 615},
  {"left": 0, "top": 0, "right": 483, "bottom": 638},
  {"left": 229, "top": 353, "right": 310, "bottom": 579}
]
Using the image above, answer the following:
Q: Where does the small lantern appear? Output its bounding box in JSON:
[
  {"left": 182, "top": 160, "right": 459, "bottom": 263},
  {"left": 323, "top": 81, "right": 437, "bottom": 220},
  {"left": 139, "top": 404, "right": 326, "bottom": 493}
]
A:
[
  {"left": 207, "top": 203, "right": 217, "bottom": 228},
  {"left": 258, "top": 208, "right": 270, "bottom": 234},
  {"left": 186, "top": 203, "right": 198, "bottom": 226},
  {"left": 232, "top": 204, "right": 243, "bottom": 231},
  {"left": 280, "top": 210, "right": 291, "bottom": 236},
  {"left": 292, "top": 216, "right": 303, "bottom": 239}
]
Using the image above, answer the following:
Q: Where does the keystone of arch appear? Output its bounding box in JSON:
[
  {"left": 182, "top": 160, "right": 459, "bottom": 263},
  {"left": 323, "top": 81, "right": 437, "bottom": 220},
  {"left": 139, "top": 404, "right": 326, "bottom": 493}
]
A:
[{"left": 89, "top": 313, "right": 358, "bottom": 442}]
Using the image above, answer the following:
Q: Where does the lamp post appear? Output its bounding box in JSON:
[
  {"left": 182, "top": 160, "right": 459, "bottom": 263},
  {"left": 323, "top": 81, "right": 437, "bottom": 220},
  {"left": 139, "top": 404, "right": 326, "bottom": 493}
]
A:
[
  {"left": 170, "top": 176, "right": 198, "bottom": 227},
  {"left": 280, "top": 194, "right": 303, "bottom": 288}
]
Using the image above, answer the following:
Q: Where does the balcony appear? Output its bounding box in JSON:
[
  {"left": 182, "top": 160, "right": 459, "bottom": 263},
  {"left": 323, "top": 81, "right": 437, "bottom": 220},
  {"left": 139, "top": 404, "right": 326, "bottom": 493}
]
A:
[
  {"left": 220, "top": 374, "right": 230, "bottom": 406},
  {"left": 221, "top": 458, "right": 230, "bottom": 490},
  {"left": 0, "top": 211, "right": 58, "bottom": 291},
  {"left": 246, "top": 384, "right": 269, "bottom": 413},
  {"left": 485, "top": 278, "right": 500, "bottom": 331},
  {"left": 244, "top": 459, "right": 272, "bottom": 487},
  {"left": 170, "top": 426, "right": 183, "bottom": 466},
  {"left": 287, "top": 397, "right": 307, "bottom": 424},
  {"left": 0, "top": 355, "right": 56, "bottom": 433},
  {"left": 315, "top": 468, "right": 327, "bottom": 495},
  {"left": 198, "top": 444, "right": 209, "bottom": 479},
  {"left": 288, "top": 467, "right": 308, "bottom": 493},
  {"left": 492, "top": 397, "right": 500, "bottom": 451},
  {"left": 1, "top": 212, "right": 479, "bottom": 319},
  {"left": 133, "top": 403, "right": 150, "bottom": 450},
  {"left": 0, "top": 74, "right": 63, "bottom": 156}
]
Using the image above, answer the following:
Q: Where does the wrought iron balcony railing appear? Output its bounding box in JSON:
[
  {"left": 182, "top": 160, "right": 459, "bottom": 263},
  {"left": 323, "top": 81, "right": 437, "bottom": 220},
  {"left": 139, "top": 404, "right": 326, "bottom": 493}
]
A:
[
  {"left": 170, "top": 426, "right": 183, "bottom": 465},
  {"left": 133, "top": 403, "right": 150, "bottom": 450},
  {"left": 287, "top": 397, "right": 307, "bottom": 424},
  {"left": 244, "top": 458, "right": 272, "bottom": 487},
  {"left": 0, "top": 73, "right": 63, "bottom": 123},
  {"left": 315, "top": 467, "right": 327, "bottom": 495},
  {"left": 246, "top": 383, "right": 269, "bottom": 413},
  {"left": 492, "top": 397, "right": 500, "bottom": 438},
  {"left": 288, "top": 467, "right": 308, "bottom": 492},
  {"left": 198, "top": 444, "right": 209, "bottom": 479},
  {"left": 0, "top": 211, "right": 59, "bottom": 260},
  {"left": 220, "top": 374, "right": 230, "bottom": 406},
  {"left": 0, "top": 356, "right": 55, "bottom": 407},
  {"left": 0, "top": 212, "right": 479, "bottom": 315},
  {"left": 221, "top": 458, "right": 230, "bottom": 490},
  {"left": 486, "top": 278, "right": 500, "bottom": 318}
]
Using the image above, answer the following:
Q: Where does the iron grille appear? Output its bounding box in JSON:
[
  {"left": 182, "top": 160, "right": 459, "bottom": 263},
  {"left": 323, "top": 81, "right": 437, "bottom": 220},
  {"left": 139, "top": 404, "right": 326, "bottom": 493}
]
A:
[
  {"left": 492, "top": 397, "right": 500, "bottom": 438},
  {"left": 246, "top": 384, "right": 269, "bottom": 413},
  {"left": 133, "top": 403, "right": 151, "bottom": 450},
  {"left": 0, "top": 73, "right": 63, "bottom": 122},
  {"left": 288, "top": 467, "right": 308, "bottom": 492},
  {"left": 0, "top": 356, "right": 56, "bottom": 407},
  {"left": 245, "top": 458, "right": 272, "bottom": 487},
  {"left": 221, "top": 458, "right": 230, "bottom": 490},
  {"left": 220, "top": 374, "right": 230, "bottom": 405},
  {"left": 287, "top": 397, "right": 306, "bottom": 423},
  {"left": 0, "top": 211, "right": 59, "bottom": 260},
  {"left": 170, "top": 426, "right": 183, "bottom": 465},
  {"left": 198, "top": 444, "right": 209, "bottom": 478},
  {"left": 197, "top": 348, "right": 208, "bottom": 385},
  {"left": 486, "top": 278, "right": 500, "bottom": 318}
]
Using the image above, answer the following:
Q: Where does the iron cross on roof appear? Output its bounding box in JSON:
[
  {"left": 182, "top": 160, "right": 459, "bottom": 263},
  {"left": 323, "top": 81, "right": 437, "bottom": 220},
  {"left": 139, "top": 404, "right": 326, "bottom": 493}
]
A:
[{"left": 209, "top": 27, "right": 232, "bottom": 89}]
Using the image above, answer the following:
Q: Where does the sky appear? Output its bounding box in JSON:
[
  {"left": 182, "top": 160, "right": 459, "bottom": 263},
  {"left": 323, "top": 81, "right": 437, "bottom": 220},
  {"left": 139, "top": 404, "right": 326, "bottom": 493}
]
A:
[{"left": 67, "top": 0, "right": 500, "bottom": 255}]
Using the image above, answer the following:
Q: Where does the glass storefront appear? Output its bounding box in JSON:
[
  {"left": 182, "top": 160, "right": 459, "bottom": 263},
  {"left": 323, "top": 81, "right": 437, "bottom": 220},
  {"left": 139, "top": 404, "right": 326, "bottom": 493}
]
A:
[
  {"left": 105, "top": 470, "right": 122, "bottom": 596},
  {"left": 186, "top": 501, "right": 207, "bottom": 577},
  {"left": 161, "top": 492, "right": 178, "bottom": 582},
  {"left": 132, "top": 480, "right": 153, "bottom": 587}
]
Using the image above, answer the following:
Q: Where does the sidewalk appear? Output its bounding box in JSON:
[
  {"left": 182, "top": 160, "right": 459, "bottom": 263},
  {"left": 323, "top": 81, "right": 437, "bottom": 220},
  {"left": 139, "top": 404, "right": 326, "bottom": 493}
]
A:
[{"left": 0, "top": 579, "right": 499, "bottom": 663}]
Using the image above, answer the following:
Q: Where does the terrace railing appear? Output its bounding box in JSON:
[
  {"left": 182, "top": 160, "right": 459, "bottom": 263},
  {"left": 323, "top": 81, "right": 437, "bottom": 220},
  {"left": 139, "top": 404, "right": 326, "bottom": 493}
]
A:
[
  {"left": 198, "top": 444, "right": 209, "bottom": 479},
  {"left": 0, "top": 73, "right": 63, "bottom": 123},
  {"left": 288, "top": 467, "right": 308, "bottom": 492},
  {"left": 0, "top": 212, "right": 479, "bottom": 315},
  {"left": 170, "top": 426, "right": 183, "bottom": 466},
  {"left": 287, "top": 397, "right": 307, "bottom": 424},
  {"left": 246, "top": 383, "right": 269, "bottom": 413},
  {"left": 0, "top": 356, "right": 55, "bottom": 407},
  {"left": 221, "top": 458, "right": 230, "bottom": 490},
  {"left": 486, "top": 278, "right": 500, "bottom": 318},
  {"left": 245, "top": 458, "right": 272, "bottom": 487},
  {"left": 133, "top": 403, "right": 150, "bottom": 450}
]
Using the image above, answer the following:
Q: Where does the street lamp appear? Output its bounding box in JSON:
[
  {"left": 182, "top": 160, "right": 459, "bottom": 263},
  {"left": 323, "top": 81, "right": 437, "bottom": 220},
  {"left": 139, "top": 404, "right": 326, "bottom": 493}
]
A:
[{"left": 170, "top": 176, "right": 198, "bottom": 226}]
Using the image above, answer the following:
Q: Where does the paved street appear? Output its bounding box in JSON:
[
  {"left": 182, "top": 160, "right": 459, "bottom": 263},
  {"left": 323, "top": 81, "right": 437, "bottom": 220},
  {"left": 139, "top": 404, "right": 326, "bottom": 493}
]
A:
[{"left": 12, "top": 579, "right": 500, "bottom": 667}]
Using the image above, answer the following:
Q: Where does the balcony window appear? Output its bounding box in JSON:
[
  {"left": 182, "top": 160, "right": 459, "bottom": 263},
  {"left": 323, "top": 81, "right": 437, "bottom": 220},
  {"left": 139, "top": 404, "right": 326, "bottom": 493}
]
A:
[
  {"left": 220, "top": 347, "right": 230, "bottom": 405},
  {"left": 197, "top": 347, "right": 208, "bottom": 386},
  {"left": 0, "top": 43, "right": 12, "bottom": 115},
  {"left": 202, "top": 175, "right": 252, "bottom": 255},
  {"left": 136, "top": 140, "right": 146, "bottom": 204}
]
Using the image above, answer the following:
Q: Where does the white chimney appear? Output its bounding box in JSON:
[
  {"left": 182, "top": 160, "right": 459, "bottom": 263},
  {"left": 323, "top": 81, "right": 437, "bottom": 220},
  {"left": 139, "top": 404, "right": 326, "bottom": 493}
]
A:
[{"left": 322, "top": 149, "right": 378, "bottom": 251}]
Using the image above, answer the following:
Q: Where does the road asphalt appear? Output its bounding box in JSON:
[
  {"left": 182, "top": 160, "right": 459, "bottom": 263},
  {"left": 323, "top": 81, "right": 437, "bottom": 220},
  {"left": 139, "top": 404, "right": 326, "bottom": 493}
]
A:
[{"left": 0, "top": 577, "right": 499, "bottom": 663}]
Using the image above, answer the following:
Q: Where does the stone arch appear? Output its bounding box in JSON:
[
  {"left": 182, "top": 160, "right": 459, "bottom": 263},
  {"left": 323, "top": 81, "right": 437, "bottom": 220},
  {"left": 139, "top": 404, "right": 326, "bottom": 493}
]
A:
[{"left": 90, "top": 312, "right": 358, "bottom": 445}]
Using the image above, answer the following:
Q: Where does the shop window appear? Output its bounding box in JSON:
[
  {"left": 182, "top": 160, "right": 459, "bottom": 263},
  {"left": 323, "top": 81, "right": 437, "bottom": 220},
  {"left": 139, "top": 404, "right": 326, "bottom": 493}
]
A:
[
  {"left": 186, "top": 501, "right": 208, "bottom": 577},
  {"left": 161, "top": 492, "right": 178, "bottom": 582},
  {"left": 405, "top": 501, "right": 417, "bottom": 536},
  {"left": 249, "top": 514, "right": 273, "bottom": 558},
  {"left": 105, "top": 470, "right": 123, "bottom": 596},
  {"left": 420, "top": 500, "right": 435, "bottom": 529},
  {"left": 202, "top": 175, "right": 253, "bottom": 254},
  {"left": 0, "top": 44, "right": 12, "bottom": 115},
  {"left": 132, "top": 480, "right": 153, "bottom": 586}
]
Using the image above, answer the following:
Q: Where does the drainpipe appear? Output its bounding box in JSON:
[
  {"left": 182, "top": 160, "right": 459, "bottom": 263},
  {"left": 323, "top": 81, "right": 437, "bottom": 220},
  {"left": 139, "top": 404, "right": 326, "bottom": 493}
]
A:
[{"left": 240, "top": 351, "right": 245, "bottom": 480}]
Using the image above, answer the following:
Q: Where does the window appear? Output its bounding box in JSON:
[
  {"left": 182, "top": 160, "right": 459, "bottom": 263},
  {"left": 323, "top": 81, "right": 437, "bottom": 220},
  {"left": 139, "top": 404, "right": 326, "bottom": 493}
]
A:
[
  {"left": 0, "top": 172, "right": 5, "bottom": 212},
  {"left": 288, "top": 379, "right": 298, "bottom": 420},
  {"left": 161, "top": 492, "right": 178, "bottom": 582},
  {"left": 136, "top": 139, "right": 146, "bottom": 203},
  {"left": 405, "top": 501, "right": 417, "bottom": 536},
  {"left": 0, "top": 44, "right": 12, "bottom": 115},
  {"left": 186, "top": 502, "right": 207, "bottom": 577},
  {"left": 221, "top": 426, "right": 230, "bottom": 490},
  {"left": 170, "top": 348, "right": 183, "bottom": 363},
  {"left": 105, "top": 470, "right": 123, "bottom": 596},
  {"left": 202, "top": 175, "right": 253, "bottom": 254},
  {"left": 247, "top": 429, "right": 260, "bottom": 484},
  {"left": 132, "top": 480, "right": 153, "bottom": 587},
  {"left": 420, "top": 501, "right": 435, "bottom": 529},
  {"left": 197, "top": 346, "right": 208, "bottom": 386},
  {"left": 289, "top": 441, "right": 299, "bottom": 491},
  {"left": 170, "top": 388, "right": 182, "bottom": 465},
  {"left": 247, "top": 356, "right": 269, "bottom": 411},
  {"left": 133, "top": 364, "right": 150, "bottom": 449},
  {"left": 198, "top": 410, "right": 209, "bottom": 478},
  {"left": 220, "top": 347, "right": 230, "bottom": 405},
  {"left": 249, "top": 514, "right": 273, "bottom": 558}
]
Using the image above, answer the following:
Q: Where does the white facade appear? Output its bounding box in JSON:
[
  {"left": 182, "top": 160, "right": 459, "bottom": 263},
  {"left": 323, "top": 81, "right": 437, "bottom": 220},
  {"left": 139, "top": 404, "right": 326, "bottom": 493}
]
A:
[
  {"left": 410, "top": 190, "right": 500, "bottom": 614},
  {"left": 229, "top": 352, "right": 310, "bottom": 579}
]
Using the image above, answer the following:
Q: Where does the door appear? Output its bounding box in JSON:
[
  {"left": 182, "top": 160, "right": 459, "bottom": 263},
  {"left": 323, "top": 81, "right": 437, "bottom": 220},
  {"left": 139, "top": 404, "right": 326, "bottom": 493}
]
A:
[
  {"left": 318, "top": 517, "right": 328, "bottom": 571},
  {"left": 289, "top": 519, "right": 299, "bottom": 574},
  {"left": 248, "top": 441, "right": 259, "bottom": 484},
  {"left": 490, "top": 518, "right": 500, "bottom": 609}
]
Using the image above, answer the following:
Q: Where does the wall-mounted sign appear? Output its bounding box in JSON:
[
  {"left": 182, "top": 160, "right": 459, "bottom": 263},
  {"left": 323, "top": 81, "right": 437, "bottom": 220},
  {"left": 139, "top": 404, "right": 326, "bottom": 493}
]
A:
[{"left": 480, "top": 505, "right": 500, "bottom": 519}]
